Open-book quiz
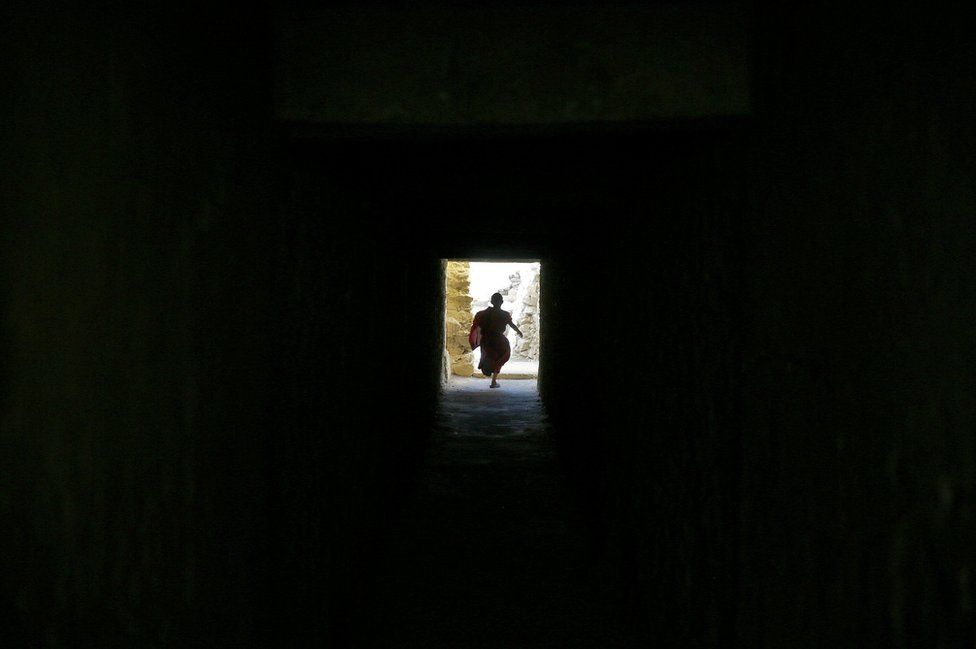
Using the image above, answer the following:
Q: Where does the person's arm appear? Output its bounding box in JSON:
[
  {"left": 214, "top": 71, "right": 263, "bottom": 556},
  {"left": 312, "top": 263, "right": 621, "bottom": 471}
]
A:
[{"left": 509, "top": 316, "right": 523, "bottom": 337}]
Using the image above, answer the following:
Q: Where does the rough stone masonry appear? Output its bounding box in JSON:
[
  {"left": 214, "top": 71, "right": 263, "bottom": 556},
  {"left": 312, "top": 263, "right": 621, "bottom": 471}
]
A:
[{"left": 444, "top": 261, "right": 476, "bottom": 376}]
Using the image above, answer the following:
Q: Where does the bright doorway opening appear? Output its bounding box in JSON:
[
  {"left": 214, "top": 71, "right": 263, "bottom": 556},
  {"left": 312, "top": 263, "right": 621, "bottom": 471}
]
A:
[{"left": 443, "top": 260, "right": 541, "bottom": 381}]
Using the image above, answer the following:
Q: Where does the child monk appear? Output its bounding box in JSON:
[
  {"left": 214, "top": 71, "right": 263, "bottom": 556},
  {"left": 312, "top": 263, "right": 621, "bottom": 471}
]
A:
[{"left": 469, "top": 292, "right": 523, "bottom": 388}]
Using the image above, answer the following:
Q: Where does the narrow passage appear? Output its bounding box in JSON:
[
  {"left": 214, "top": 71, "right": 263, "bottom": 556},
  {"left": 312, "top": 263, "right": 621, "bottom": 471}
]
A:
[{"left": 367, "top": 378, "right": 632, "bottom": 647}]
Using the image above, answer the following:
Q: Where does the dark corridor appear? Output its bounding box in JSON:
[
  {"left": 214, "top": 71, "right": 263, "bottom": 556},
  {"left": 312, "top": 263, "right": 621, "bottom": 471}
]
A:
[
  {"left": 365, "top": 379, "right": 632, "bottom": 647},
  {"left": 274, "top": 129, "right": 742, "bottom": 646},
  {"left": 4, "top": 3, "right": 976, "bottom": 647}
]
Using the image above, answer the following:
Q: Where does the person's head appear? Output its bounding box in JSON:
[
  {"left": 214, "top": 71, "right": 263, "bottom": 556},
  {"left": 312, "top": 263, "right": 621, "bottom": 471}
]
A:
[{"left": 490, "top": 293, "right": 503, "bottom": 307}]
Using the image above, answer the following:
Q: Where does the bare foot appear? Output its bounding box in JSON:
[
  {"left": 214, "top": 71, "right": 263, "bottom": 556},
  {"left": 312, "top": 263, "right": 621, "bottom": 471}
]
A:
[{"left": 490, "top": 382, "right": 500, "bottom": 388}]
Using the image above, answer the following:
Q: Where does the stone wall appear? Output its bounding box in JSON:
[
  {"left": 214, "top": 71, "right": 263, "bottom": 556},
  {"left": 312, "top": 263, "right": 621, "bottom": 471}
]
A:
[
  {"left": 512, "top": 270, "right": 541, "bottom": 360},
  {"left": 444, "top": 261, "right": 475, "bottom": 376}
]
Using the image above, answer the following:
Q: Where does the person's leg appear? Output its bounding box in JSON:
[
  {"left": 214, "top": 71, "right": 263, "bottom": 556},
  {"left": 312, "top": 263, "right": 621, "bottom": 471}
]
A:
[{"left": 490, "top": 371, "right": 500, "bottom": 388}]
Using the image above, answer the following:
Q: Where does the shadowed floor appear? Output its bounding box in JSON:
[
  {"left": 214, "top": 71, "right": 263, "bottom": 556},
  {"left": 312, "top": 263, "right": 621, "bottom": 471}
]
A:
[{"left": 364, "top": 378, "right": 634, "bottom": 647}]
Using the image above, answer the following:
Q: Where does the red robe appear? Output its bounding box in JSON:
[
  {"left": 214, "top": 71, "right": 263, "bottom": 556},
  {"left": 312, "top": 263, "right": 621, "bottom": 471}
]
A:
[{"left": 469, "top": 307, "right": 512, "bottom": 376}]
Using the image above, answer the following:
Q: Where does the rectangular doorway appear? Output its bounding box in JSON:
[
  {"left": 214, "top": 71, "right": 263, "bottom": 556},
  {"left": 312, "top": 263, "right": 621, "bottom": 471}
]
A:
[{"left": 442, "top": 260, "right": 541, "bottom": 381}]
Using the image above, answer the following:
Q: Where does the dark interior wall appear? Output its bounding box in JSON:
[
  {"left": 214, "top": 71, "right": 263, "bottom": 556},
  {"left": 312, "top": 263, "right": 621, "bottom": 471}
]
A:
[
  {"left": 4, "top": 2, "right": 976, "bottom": 647},
  {"left": 539, "top": 5, "right": 976, "bottom": 645},
  {"left": 537, "top": 4, "right": 975, "bottom": 646},
  {"left": 3, "top": 7, "right": 447, "bottom": 645},
  {"left": 538, "top": 132, "right": 745, "bottom": 645},
  {"left": 734, "top": 5, "right": 976, "bottom": 645},
  {"left": 2, "top": 5, "right": 284, "bottom": 645},
  {"left": 543, "top": 5, "right": 976, "bottom": 645},
  {"left": 275, "top": 4, "right": 750, "bottom": 126},
  {"left": 269, "top": 147, "right": 444, "bottom": 644}
]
